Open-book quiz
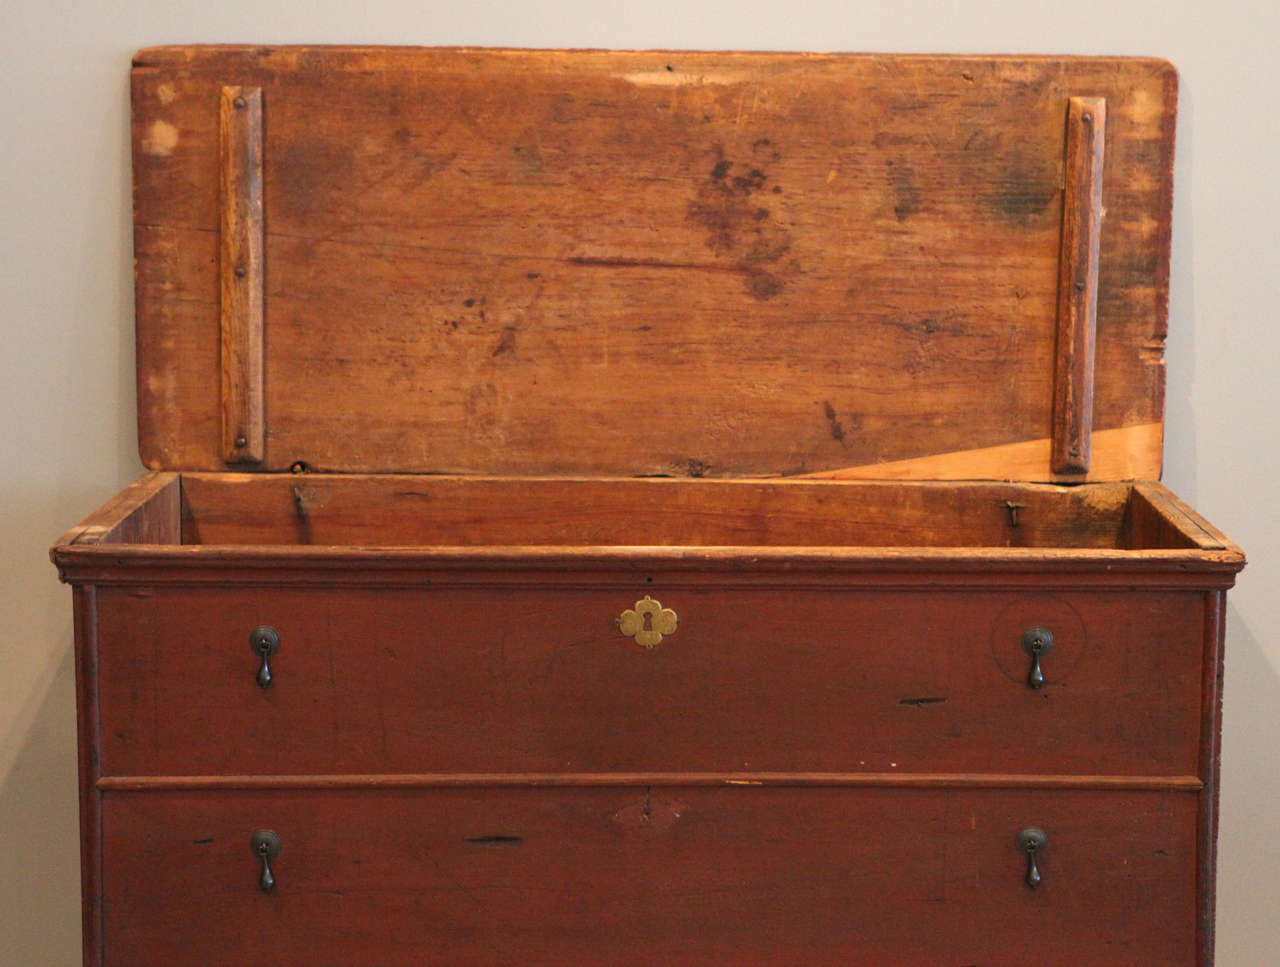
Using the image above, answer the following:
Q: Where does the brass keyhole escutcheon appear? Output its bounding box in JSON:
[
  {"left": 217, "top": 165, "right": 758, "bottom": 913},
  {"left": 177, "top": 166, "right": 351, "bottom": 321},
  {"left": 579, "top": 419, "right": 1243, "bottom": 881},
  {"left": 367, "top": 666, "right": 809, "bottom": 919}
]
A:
[{"left": 617, "top": 596, "right": 678, "bottom": 649}]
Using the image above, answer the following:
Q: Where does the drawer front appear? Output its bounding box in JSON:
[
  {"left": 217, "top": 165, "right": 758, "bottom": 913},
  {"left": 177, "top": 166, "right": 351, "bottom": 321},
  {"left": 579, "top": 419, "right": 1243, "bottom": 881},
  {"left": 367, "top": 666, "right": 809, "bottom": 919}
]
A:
[
  {"left": 101, "top": 786, "right": 1198, "bottom": 967},
  {"left": 96, "top": 586, "right": 1205, "bottom": 777}
]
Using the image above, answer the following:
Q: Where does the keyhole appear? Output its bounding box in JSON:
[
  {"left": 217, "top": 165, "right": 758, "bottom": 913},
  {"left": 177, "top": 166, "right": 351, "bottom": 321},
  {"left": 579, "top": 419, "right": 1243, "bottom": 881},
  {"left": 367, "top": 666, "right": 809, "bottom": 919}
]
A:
[{"left": 642, "top": 612, "right": 653, "bottom": 631}]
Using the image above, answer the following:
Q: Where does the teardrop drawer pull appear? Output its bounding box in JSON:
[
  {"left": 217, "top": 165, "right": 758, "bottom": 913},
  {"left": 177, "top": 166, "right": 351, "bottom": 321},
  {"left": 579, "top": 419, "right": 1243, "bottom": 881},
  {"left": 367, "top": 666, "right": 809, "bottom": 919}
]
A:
[
  {"left": 1021, "top": 627, "right": 1054, "bottom": 689},
  {"left": 251, "top": 829, "right": 281, "bottom": 892},
  {"left": 249, "top": 626, "right": 280, "bottom": 689},
  {"left": 1017, "top": 827, "right": 1047, "bottom": 889}
]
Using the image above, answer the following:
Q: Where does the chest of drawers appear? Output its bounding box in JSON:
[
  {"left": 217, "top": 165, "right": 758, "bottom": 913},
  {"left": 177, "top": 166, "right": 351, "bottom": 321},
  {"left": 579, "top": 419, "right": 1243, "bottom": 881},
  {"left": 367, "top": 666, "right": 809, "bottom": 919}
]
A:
[{"left": 53, "top": 47, "right": 1244, "bottom": 965}]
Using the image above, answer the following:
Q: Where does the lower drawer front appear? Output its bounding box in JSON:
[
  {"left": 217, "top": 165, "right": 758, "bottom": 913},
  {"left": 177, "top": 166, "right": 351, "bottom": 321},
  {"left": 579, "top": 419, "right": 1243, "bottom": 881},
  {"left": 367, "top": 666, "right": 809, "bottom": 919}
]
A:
[{"left": 101, "top": 787, "right": 1198, "bottom": 966}]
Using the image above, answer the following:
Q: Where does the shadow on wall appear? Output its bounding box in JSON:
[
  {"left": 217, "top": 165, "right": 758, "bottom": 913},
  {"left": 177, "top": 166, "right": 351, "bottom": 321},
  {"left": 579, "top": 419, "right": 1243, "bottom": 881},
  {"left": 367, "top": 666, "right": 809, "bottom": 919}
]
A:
[
  {"left": 1215, "top": 606, "right": 1280, "bottom": 965},
  {"left": 0, "top": 639, "right": 82, "bottom": 965},
  {"left": 0, "top": 473, "right": 134, "bottom": 964}
]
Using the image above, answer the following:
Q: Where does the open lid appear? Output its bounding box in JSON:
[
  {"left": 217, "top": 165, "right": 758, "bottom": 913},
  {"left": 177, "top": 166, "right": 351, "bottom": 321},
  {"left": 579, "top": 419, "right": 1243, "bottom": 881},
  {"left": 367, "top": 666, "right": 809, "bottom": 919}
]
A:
[{"left": 132, "top": 47, "right": 1175, "bottom": 480}]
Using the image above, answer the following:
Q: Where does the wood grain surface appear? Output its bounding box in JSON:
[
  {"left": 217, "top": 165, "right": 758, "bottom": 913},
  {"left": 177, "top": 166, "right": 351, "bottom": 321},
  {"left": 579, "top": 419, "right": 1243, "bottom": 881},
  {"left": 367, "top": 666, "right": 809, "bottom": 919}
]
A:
[
  {"left": 51, "top": 473, "right": 1244, "bottom": 553},
  {"left": 100, "top": 786, "right": 1198, "bottom": 966},
  {"left": 53, "top": 471, "right": 180, "bottom": 547},
  {"left": 131, "top": 48, "right": 1177, "bottom": 479},
  {"left": 179, "top": 474, "right": 1136, "bottom": 548}
]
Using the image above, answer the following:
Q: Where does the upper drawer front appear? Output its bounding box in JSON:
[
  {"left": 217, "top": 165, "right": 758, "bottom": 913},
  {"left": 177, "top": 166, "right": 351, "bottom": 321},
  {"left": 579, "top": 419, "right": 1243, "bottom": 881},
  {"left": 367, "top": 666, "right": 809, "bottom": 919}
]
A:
[
  {"left": 96, "top": 585, "right": 1205, "bottom": 777},
  {"left": 102, "top": 786, "right": 1198, "bottom": 967}
]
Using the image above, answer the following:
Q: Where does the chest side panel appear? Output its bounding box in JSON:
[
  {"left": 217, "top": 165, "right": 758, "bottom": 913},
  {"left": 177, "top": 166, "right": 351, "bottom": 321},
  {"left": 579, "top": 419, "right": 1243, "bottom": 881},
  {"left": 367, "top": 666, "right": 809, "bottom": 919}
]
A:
[{"left": 132, "top": 48, "right": 1174, "bottom": 479}]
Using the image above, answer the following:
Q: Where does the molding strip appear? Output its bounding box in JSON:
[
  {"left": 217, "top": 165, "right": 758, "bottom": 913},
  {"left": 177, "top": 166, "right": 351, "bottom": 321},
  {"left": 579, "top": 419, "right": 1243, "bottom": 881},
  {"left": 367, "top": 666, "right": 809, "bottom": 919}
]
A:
[{"left": 99, "top": 772, "right": 1204, "bottom": 792}]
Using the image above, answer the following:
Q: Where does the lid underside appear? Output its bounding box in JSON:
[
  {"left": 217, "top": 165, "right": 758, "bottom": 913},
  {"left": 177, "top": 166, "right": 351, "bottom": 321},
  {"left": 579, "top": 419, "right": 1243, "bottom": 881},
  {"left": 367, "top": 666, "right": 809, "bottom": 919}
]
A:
[{"left": 132, "top": 47, "right": 1175, "bottom": 480}]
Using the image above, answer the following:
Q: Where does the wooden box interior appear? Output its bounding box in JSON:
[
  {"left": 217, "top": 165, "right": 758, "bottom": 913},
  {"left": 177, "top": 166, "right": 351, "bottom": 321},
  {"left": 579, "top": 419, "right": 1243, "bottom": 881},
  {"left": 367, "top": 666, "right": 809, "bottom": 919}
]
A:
[{"left": 76, "top": 473, "right": 1229, "bottom": 552}]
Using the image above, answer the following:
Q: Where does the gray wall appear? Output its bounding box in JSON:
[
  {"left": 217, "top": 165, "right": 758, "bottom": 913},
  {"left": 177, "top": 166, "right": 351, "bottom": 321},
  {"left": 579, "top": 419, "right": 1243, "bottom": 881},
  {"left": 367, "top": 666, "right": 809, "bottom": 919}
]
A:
[{"left": 3, "top": 1, "right": 1276, "bottom": 962}]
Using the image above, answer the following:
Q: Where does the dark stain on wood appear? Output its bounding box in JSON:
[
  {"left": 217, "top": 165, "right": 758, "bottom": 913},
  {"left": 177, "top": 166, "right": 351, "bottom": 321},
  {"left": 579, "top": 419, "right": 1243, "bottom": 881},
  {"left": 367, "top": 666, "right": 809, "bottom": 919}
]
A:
[
  {"left": 890, "top": 163, "right": 924, "bottom": 222},
  {"left": 277, "top": 140, "right": 355, "bottom": 219},
  {"left": 492, "top": 326, "right": 518, "bottom": 357},
  {"left": 409, "top": 151, "right": 457, "bottom": 188},
  {"left": 983, "top": 160, "right": 1060, "bottom": 226},
  {"left": 681, "top": 458, "right": 710, "bottom": 478},
  {"left": 752, "top": 136, "right": 783, "bottom": 162},
  {"left": 688, "top": 156, "right": 753, "bottom": 252},
  {"left": 745, "top": 269, "right": 783, "bottom": 300},
  {"left": 823, "top": 401, "right": 847, "bottom": 442},
  {"left": 513, "top": 142, "right": 544, "bottom": 176},
  {"left": 687, "top": 152, "right": 794, "bottom": 300},
  {"left": 464, "top": 835, "right": 524, "bottom": 847},
  {"left": 291, "top": 485, "right": 313, "bottom": 544}
]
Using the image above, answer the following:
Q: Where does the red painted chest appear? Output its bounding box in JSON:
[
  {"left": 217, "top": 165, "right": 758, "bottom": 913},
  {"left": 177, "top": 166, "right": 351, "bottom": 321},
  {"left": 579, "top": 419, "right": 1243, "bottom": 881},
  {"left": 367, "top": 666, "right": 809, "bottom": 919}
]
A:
[{"left": 53, "top": 47, "right": 1244, "bottom": 966}]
